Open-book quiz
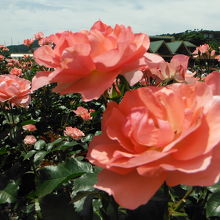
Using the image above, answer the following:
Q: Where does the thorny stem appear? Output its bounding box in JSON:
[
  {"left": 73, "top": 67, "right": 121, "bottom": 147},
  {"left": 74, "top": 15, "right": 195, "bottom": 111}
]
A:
[
  {"left": 1, "top": 102, "right": 15, "bottom": 141},
  {"left": 9, "top": 103, "right": 16, "bottom": 141},
  {"left": 22, "top": 143, "right": 38, "bottom": 177},
  {"left": 174, "top": 187, "right": 194, "bottom": 211}
]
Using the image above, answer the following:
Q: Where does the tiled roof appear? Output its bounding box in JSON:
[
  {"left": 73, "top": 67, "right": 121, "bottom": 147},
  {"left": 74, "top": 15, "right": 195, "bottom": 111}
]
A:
[{"left": 150, "top": 40, "right": 196, "bottom": 56}]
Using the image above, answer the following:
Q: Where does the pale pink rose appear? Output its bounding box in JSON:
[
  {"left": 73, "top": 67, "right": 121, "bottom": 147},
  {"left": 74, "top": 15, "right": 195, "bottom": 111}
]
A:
[
  {"left": 193, "top": 44, "right": 210, "bottom": 55},
  {"left": 6, "top": 59, "right": 18, "bottom": 64},
  {"left": 2, "top": 47, "right": 9, "bottom": 51},
  {"left": 24, "top": 135, "right": 37, "bottom": 145},
  {"left": 7, "top": 63, "right": 13, "bottom": 67},
  {"left": 38, "top": 37, "right": 52, "bottom": 46},
  {"left": 9, "top": 67, "right": 22, "bottom": 76},
  {"left": 193, "top": 44, "right": 216, "bottom": 59},
  {"left": 0, "top": 74, "right": 31, "bottom": 107},
  {"left": 123, "top": 53, "right": 164, "bottom": 86},
  {"left": 198, "top": 44, "right": 210, "bottom": 53},
  {"left": 149, "top": 55, "right": 189, "bottom": 82},
  {"left": 64, "top": 126, "right": 85, "bottom": 140},
  {"left": 144, "top": 52, "right": 165, "bottom": 68},
  {"left": 34, "top": 32, "right": 44, "bottom": 40},
  {"left": 73, "top": 106, "right": 92, "bottom": 120},
  {"left": 23, "top": 39, "right": 34, "bottom": 46},
  {"left": 210, "top": 50, "right": 216, "bottom": 57},
  {"left": 205, "top": 71, "right": 220, "bottom": 95},
  {"left": 87, "top": 78, "right": 220, "bottom": 210},
  {"left": 22, "top": 124, "right": 37, "bottom": 131},
  {"left": 0, "top": 55, "right": 4, "bottom": 60},
  {"left": 126, "top": 54, "right": 191, "bottom": 86},
  {"left": 32, "top": 20, "right": 150, "bottom": 101},
  {"left": 215, "top": 55, "right": 220, "bottom": 61}
]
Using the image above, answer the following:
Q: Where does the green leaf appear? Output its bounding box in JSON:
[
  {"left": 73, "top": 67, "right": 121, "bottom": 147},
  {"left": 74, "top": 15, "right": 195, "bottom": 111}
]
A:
[
  {"left": 51, "top": 141, "right": 78, "bottom": 152},
  {"left": 73, "top": 168, "right": 100, "bottom": 213},
  {"left": 82, "top": 134, "right": 94, "bottom": 142},
  {"left": 34, "top": 151, "right": 48, "bottom": 165},
  {"left": 20, "top": 119, "right": 38, "bottom": 126},
  {"left": 34, "top": 140, "right": 46, "bottom": 150},
  {"left": 0, "top": 147, "right": 8, "bottom": 155},
  {"left": 0, "top": 181, "right": 19, "bottom": 204},
  {"left": 206, "top": 192, "right": 220, "bottom": 217},
  {"left": 23, "top": 150, "right": 36, "bottom": 160},
  {"left": 73, "top": 167, "right": 100, "bottom": 197},
  {"left": 47, "top": 138, "right": 64, "bottom": 151},
  {"left": 35, "top": 158, "right": 93, "bottom": 198},
  {"left": 208, "top": 184, "right": 220, "bottom": 193}
]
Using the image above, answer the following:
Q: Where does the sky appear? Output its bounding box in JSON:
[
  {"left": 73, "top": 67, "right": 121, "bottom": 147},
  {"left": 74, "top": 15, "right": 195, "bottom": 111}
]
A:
[{"left": 0, "top": 0, "right": 219, "bottom": 46}]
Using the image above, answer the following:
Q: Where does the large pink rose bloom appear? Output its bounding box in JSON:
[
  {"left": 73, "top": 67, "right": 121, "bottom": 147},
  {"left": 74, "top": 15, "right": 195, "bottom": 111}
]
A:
[
  {"left": 0, "top": 74, "right": 31, "bottom": 107},
  {"left": 32, "top": 21, "right": 150, "bottom": 101},
  {"left": 87, "top": 71, "right": 220, "bottom": 209}
]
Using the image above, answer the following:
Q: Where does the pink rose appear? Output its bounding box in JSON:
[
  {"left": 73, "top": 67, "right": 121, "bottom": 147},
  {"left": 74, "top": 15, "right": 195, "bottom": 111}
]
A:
[
  {"left": 9, "top": 67, "right": 22, "bottom": 76},
  {"left": 148, "top": 54, "right": 189, "bottom": 82},
  {"left": 0, "top": 74, "right": 31, "bottom": 107},
  {"left": 22, "top": 124, "right": 37, "bottom": 131},
  {"left": 193, "top": 44, "right": 210, "bottom": 55},
  {"left": 193, "top": 44, "right": 216, "bottom": 59},
  {"left": 64, "top": 127, "right": 85, "bottom": 140},
  {"left": 205, "top": 71, "right": 220, "bottom": 95},
  {"left": 124, "top": 54, "right": 192, "bottom": 86},
  {"left": 0, "top": 55, "right": 4, "bottom": 60},
  {"left": 23, "top": 39, "right": 34, "bottom": 46},
  {"left": 215, "top": 55, "right": 220, "bottom": 61},
  {"left": 73, "top": 106, "right": 92, "bottom": 120},
  {"left": 32, "top": 20, "right": 150, "bottom": 101},
  {"left": 87, "top": 74, "right": 220, "bottom": 209},
  {"left": 2, "top": 47, "right": 9, "bottom": 51},
  {"left": 34, "top": 32, "right": 44, "bottom": 40},
  {"left": 38, "top": 37, "right": 52, "bottom": 46},
  {"left": 24, "top": 135, "right": 37, "bottom": 145}
]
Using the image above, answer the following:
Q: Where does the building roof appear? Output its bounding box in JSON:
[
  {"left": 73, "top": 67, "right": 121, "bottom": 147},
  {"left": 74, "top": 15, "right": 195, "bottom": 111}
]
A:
[
  {"left": 150, "top": 35, "right": 175, "bottom": 42},
  {"left": 166, "top": 41, "right": 183, "bottom": 54},
  {"left": 150, "top": 40, "right": 164, "bottom": 53},
  {"left": 183, "top": 41, "right": 197, "bottom": 47},
  {"left": 149, "top": 40, "right": 196, "bottom": 56},
  {"left": 166, "top": 41, "right": 193, "bottom": 55}
]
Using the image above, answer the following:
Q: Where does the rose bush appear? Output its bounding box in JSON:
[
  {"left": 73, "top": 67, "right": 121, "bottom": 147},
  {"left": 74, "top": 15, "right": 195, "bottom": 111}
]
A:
[
  {"left": 32, "top": 20, "right": 150, "bottom": 101},
  {"left": 87, "top": 71, "right": 220, "bottom": 209},
  {"left": 1, "top": 22, "right": 220, "bottom": 219}
]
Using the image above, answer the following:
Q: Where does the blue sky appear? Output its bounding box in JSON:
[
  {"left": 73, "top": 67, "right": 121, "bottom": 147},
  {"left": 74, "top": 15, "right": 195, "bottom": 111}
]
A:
[{"left": 1, "top": 0, "right": 219, "bottom": 45}]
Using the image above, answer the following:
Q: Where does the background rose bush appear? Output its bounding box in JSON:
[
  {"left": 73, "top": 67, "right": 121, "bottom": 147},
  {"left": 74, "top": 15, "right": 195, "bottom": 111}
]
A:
[{"left": 0, "top": 21, "right": 220, "bottom": 219}]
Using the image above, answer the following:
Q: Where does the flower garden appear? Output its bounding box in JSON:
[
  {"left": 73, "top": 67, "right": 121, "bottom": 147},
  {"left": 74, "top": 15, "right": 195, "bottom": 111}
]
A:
[{"left": 0, "top": 21, "right": 220, "bottom": 219}]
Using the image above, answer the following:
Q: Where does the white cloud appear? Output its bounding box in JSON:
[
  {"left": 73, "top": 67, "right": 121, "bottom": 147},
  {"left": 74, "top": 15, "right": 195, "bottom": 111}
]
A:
[{"left": 0, "top": 0, "right": 219, "bottom": 45}]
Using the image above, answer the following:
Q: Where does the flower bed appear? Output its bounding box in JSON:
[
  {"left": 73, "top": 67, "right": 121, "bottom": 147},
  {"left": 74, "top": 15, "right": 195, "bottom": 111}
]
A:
[{"left": 0, "top": 21, "right": 220, "bottom": 219}]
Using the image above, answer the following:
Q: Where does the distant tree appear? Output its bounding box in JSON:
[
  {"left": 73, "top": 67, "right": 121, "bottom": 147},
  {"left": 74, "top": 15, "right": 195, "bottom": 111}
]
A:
[
  {"left": 7, "top": 40, "right": 40, "bottom": 54},
  {"left": 161, "top": 30, "right": 220, "bottom": 51},
  {"left": 172, "top": 29, "right": 206, "bottom": 46}
]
